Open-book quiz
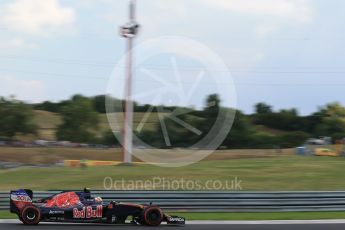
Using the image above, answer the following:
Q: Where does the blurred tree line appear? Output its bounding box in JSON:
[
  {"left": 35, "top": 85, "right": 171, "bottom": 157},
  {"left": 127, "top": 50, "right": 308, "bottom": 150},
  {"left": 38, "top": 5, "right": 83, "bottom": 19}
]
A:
[
  {"left": 0, "top": 97, "right": 37, "bottom": 140},
  {"left": 1, "top": 94, "right": 345, "bottom": 149}
]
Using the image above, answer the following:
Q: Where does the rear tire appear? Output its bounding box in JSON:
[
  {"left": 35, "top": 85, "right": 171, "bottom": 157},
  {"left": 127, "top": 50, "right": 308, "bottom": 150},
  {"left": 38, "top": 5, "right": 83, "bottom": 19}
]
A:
[
  {"left": 142, "top": 206, "right": 163, "bottom": 226},
  {"left": 20, "top": 205, "right": 41, "bottom": 225}
]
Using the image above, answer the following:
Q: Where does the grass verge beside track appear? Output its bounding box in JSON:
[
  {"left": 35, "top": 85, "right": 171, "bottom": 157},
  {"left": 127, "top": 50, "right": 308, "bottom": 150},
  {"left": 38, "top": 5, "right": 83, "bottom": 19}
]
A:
[
  {"left": 1, "top": 211, "right": 345, "bottom": 220},
  {"left": 169, "top": 212, "right": 345, "bottom": 220},
  {"left": 1, "top": 156, "right": 345, "bottom": 190},
  {"left": 0, "top": 211, "right": 16, "bottom": 219}
]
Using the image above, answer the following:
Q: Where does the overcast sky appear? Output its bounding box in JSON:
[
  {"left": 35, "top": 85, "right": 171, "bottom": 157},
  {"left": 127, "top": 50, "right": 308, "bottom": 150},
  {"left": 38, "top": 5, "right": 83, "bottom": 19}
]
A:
[{"left": 0, "top": 0, "right": 344, "bottom": 115}]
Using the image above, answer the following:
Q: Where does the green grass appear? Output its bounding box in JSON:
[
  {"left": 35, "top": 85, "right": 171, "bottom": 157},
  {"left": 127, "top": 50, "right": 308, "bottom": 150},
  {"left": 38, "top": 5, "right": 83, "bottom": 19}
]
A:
[
  {"left": 169, "top": 212, "right": 345, "bottom": 220},
  {"left": 0, "top": 211, "right": 16, "bottom": 219},
  {"left": 1, "top": 211, "right": 345, "bottom": 220},
  {"left": 0, "top": 147, "right": 294, "bottom": 165},
  {"left": 1, "top": 156, "right": 345, "bottom": 191}
]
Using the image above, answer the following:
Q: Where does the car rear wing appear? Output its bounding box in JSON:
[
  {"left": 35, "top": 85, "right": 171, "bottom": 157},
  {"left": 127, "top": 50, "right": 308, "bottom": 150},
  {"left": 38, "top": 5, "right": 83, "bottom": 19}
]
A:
[{"left": 10, "top": 189, "right": 33, "bottom": 214}]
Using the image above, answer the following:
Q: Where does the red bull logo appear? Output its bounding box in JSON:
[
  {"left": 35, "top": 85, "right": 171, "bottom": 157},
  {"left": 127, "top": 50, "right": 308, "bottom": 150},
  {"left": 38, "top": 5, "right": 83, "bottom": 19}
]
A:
[{"left": 73, "top": 206, "right": 102, "bottom": 219}]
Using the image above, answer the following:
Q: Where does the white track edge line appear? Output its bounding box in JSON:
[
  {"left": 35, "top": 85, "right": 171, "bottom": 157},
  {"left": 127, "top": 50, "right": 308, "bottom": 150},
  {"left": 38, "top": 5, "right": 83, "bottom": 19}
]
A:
[{"left": 2, "top": 219, "right": 345, "bottom": 225}]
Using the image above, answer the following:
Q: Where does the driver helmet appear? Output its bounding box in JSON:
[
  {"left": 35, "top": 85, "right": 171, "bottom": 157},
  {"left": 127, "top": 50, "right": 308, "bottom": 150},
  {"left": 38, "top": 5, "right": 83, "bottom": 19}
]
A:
[{"left": 95, "top": 197, "right": 103, "bottom": 203}]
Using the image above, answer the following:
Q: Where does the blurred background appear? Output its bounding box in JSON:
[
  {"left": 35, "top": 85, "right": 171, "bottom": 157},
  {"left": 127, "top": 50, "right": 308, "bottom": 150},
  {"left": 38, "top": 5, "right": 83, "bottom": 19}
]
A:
[{"left": 0, "top": 0, "right": 345, "bottom": 192}]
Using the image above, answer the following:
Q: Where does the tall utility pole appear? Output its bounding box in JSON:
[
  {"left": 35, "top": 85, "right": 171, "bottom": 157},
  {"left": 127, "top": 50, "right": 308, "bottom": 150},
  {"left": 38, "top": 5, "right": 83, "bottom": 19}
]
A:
[{"left": 120, "top": 0, "right": 140, "bottom": 164}]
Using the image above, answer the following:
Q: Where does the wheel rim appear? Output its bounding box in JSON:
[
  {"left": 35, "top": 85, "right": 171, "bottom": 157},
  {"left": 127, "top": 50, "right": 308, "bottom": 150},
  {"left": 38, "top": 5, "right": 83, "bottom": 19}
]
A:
[
  {"left": 26, "top": 211, "right": 36, "bottom": 220},
  {"left": 149, "top": 212, "right": 158, "bottom": 220},
  {"left": 148, "top": 210, "right": 161, "bottom": 223}
]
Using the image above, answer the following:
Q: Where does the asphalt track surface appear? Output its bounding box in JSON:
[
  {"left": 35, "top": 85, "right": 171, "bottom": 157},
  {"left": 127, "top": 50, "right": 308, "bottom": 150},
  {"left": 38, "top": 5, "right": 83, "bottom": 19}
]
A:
[{"left": 2, "top": 222, "right": 345, "bottom": 230}]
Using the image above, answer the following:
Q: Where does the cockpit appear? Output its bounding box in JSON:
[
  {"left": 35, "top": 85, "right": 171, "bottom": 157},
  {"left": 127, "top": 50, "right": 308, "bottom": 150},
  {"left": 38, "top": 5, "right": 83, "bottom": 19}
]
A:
[{"left": 43, "top": 189, "right": 102, "bottom": 208}]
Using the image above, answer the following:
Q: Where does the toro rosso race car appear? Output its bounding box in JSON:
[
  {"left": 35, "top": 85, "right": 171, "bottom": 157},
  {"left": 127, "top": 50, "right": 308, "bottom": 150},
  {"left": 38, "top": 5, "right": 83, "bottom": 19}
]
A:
[{"left": 10, "top": 188, "right": 185, "bottom": 226}]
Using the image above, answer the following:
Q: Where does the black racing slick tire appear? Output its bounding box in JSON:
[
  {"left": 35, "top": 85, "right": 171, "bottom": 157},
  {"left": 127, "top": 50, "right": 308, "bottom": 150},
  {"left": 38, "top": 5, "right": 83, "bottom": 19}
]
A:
[
  {"left": 142, "top": 206, "right": 163, "bottom": 226},
  {"left": 20, "top": 205, "right": 41, "bottom": 225}
]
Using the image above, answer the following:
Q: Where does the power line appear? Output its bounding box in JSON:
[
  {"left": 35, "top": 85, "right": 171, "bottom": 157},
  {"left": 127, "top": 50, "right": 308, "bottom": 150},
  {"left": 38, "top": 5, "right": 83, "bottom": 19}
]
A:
[
  {"left": 1, "top": 66, "right": 345, "bottom": 80},
  {"left": 0, "top": 54, "right": 115, "bottom": 68},
  {"left": 0, "top": 68, "right": 107, "bottom": 79},
  {"left": 2, "top": 54, "right": 345, "bottom": 73},
  {"left": 1, "top": 67, "right": 345, "bottom": 86}
]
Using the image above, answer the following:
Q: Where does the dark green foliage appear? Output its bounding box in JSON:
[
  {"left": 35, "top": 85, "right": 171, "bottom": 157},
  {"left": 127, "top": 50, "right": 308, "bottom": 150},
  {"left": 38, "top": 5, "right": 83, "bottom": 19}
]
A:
[
  {"left": 139, "top": 99, "right": 345, "bottom": 149},
  {"left": 33, "top": 100, "right": 70, "bottom": 113},
  {"left": 0, "top": 97, "right": 37, "bottom": 139},
  {"left": 93, "top": 95, "right": 107, "bottom": 113},
  {"left": 6, "top": 94, "right": 345, "bottom": 148},
  {"left": 222, "top": 111, "right": 255, "bottom": 148},
  {"left": 255, "top": 102, "right": 272, "bottom": 114},
  {"left": 313, "top": 103, "right": 345, "bottom": 139},
  {"left": 253, "top": 106, "right": 302, "bottom": 131},
  {"left": 101, "top": 129, "right": 120, "bottom": 146},
  {"left": 56, "top": 97, "right": 99, "bottom": 143},
  {"left": 277, "top": 131, "right": 311, "bottom": 148}
]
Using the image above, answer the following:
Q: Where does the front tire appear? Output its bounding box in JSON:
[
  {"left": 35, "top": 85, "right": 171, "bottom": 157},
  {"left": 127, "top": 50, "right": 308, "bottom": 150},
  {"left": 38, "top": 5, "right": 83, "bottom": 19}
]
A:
[
  {"left": 20, "top": 205, "right": 41, "bottom": 225},
  {"left": 142, "top": 206, "right": 163, "bottom": 226}
]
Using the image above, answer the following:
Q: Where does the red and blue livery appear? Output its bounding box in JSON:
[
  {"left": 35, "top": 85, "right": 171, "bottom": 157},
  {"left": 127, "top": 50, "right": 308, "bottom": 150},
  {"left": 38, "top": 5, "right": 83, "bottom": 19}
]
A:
[{"left": 10, "top": 188, "right": 185, "bottom": 226}]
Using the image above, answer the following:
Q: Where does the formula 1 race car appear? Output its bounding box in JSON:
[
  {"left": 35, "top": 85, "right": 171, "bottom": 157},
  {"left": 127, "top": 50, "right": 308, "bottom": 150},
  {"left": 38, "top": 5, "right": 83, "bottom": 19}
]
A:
[{"left": 10, "top": 188, "right": 185, "bottom": 226}]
